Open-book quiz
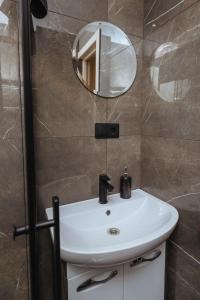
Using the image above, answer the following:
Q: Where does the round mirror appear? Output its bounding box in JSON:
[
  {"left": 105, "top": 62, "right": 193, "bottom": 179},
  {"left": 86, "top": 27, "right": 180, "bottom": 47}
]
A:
[
  {"left": 72, "top": 22, "right": 137, "bottom": 98},
  {"left": 150, "top": 42, "right": 191, "bottom": 102}
]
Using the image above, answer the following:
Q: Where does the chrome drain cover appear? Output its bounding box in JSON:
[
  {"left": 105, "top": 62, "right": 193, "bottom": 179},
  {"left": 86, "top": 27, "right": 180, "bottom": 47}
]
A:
[{"left": 108, "top": 228, "right": 120, "bottom": 235}]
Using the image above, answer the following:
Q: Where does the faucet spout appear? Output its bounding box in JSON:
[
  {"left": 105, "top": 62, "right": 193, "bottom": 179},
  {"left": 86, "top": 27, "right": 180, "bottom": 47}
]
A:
[
  {"left": 105, "top": 180, "right": 114, "bottom": 192},
  {"left": 99, "top": 174, "right": 114, "bottom": 204}
]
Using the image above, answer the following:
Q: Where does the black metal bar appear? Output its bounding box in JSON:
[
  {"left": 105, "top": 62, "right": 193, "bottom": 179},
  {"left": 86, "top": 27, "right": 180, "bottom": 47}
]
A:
[
  {"left": 13, "top": 196, "right": 62, "bottom": 299},
  {"left": 13, "top": 225, "right": 29, "bottom": 240},
  {"left": 20, "top": 1, "right": 62, "bottom": 299},
  {"left": 36, "top": 220, "right": 55, "bottom": 230},
  {"left": 52, "top": 196, "right": 62, "bottom": 300},
  {"left": 13, "top": 220, "right": 55, "bottom": 240},
  {"left": 30, "top": 0, "right": 48, "bottom": 18},
  {"left": 21, "top": 0, "right": 38, "bottom": 298}
]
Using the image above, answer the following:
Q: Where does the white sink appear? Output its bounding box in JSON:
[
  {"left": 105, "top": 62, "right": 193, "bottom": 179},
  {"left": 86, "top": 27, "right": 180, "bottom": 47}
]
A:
[{"left": 46, "top": 189, "right": 178, "bottom": 267}]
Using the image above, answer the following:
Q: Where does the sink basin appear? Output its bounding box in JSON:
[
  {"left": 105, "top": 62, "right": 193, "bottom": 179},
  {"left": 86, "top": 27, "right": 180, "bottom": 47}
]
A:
[{"left": 46, "top": 189, "right": 178, "bottom": 267}]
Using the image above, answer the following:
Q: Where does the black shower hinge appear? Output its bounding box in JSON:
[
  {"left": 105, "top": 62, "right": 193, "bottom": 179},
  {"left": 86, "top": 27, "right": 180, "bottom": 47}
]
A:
[
  {"left": 13, "top": 196, "right": 58, "bottom": 240},
  {"left": 13, "top": 196, "right": 62, "bottom": 300},
  {"left": 30, "top": 0, "right": 48, "bottom": 19}
]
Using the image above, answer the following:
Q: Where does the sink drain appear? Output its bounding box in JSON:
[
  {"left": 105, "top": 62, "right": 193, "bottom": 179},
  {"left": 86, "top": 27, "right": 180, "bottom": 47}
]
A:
[{"left": 108, "top": 228, "right": 120, "bottom": 235}]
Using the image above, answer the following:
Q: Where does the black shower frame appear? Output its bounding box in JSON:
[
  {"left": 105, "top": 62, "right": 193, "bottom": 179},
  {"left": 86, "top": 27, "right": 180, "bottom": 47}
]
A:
[
  {"left": 21, "top": 0, "right": 38, "bottom": 298},
  {"left": 17, "top": 0, "right": 62, "bottom": 299}
]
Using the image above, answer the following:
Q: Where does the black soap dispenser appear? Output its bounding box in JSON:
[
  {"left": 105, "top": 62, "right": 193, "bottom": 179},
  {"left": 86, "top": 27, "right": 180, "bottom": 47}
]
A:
[{"left": 120, "top": 167, "right": 132, "bottom": 199}]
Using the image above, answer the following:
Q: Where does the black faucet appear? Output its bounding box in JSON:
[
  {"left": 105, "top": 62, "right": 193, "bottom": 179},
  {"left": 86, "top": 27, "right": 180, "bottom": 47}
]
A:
[{"left": 99, "top": 174, "right": 114, "bottom": 204}]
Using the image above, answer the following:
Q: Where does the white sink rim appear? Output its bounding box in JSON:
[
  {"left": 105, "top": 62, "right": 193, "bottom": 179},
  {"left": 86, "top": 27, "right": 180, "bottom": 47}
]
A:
[{"left": 46, "top": 189, "right": 179, "bottom": 267}]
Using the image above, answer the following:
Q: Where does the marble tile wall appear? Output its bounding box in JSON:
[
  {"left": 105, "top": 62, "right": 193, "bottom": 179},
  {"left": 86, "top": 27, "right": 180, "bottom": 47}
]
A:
[
  {"left": 32, "top": 1, "right": 143, "bottom": 299},
  {"left": 142, "top": 0, "right": 200, "bottom": 299},
  {"left": 33, "top": 0, "right": 143, "bottom": 207},
  {"left": 2, "top": 0, "right": 199, "bottom": 299},
  {"left": 144, "top": 0, "right": 199, "bottom": 36},
  {"left": 0, "top": 0, "right": 28, "bottom": 299}
]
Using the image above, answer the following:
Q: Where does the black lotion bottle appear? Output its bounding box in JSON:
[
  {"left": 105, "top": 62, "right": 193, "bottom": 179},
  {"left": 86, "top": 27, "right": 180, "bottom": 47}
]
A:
[{"left": 120, "top": 167, "right": 132, "bottom": 199}]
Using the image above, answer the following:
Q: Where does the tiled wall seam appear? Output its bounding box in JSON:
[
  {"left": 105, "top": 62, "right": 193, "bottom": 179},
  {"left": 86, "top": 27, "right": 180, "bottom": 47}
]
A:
[
  {"left": 168, "top": 266, "right": 200, "bottom": 298},
  {"left": 144, "top": 0, "right": 200, "bottom": 37},
  {"left": 46, "top": 9, "right": 144, "bottom": 39},
  {"left": 169, "top": 240, "right": 200, "bottom": 265},
  {"left": 142, "top": 134, "right": 200, "bottom": 143}
]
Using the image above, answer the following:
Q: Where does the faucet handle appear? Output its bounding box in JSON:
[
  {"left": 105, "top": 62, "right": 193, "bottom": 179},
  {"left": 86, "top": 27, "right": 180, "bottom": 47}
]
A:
[
  {"left": 108, "top": 183, "right": 114, "bottom": 192},
  {"left": 99, "top": 174, "right": 114, "bottom": 192},
  {"left": 99, "top": 174, "right": 110, "bottom": 182}
]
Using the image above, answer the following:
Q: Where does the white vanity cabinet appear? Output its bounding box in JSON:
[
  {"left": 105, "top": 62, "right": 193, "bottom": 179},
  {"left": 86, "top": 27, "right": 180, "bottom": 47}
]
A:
[
  {"left": 124, "top": 243, "right": 166, "bottom": 300},
  {"left": 66, "top": 243, "right": 165, "bottom": 300},
  {"left": 67, "top": 264, "right": 124, "bottom": 300}
]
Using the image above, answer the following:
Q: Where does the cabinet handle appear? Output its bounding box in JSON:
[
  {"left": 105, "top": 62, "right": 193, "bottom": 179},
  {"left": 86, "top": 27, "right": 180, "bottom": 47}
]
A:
[
  {"left": 130, "top": 250, "right": 161, "bottom": 267},
  {"left": 77, "top": 270, "right": 118, "bottom": 292}
]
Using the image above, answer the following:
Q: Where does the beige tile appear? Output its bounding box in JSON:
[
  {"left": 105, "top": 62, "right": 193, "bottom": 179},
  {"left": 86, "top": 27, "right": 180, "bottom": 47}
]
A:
[
  {"left": 128, "top": 35, "right": 143, "bottom": 57},
  {"left": 142, "top": 3, "right": 200, "bottom": 293},
  {"left": 107, "top": 58, "right": 142, "bottom": 136},
  {"left": 170, "top": 223, "right": 200, "bottom": 265},
  {"left": 0, "top": 108, "right": 22, "bottom": 139},
  {"left": 33, "top": 10, "right": 87, "bottom": 33},
  {"left": 0, "top": 139, "right": 25, "bottom": 234},
  {"left": 167, "top": 241, "right": 200, "bottom": 294},
  {"left": 0, "top": 0, "right": 19, "bottom": 43},
  {"left": 107, "top": 135, "right": 141, "bottom": 193},
  {"left": 145, "top": 1, "right": 200, "bottom": 42},
  {"left": 142, "top": 5, "right": 200, "bottom": 140},
  {"left": 170, "top": 193, "right": 200, "bottom": 233},
  {"left": 142, "top": 136, "right": 200, "bottom": 263},
  {"left": 166, "top": 267, "right": 200, "bottom": 300},
  {"left": 108, "top": 0, "right": 143, "bottom": 37},
  {"left": 144, "top": 0, "right": 199, "bottom": 37},
  {"left": 48, "top": 0, "right": 108, "bottom": 22},
  {"left": 0, "top": 41, "right": 20, "bottom": 85},
  {"left": 32, "top": 16, "right": 107, "bottom": 138},
  {"left": 35, "top": 137, "right": 107, "bottom": 207},
  {"left": 0, "top": 1, "right": 27, "bottom": 299},
  {"left": 141, "top": 136, "right": 200, "bottom": 200},
  {"left": 0, "top": 85, "right": 21, "bottom": 108},
  {"left": 0, "top": 235, "right": 28, "bottom": 300}
]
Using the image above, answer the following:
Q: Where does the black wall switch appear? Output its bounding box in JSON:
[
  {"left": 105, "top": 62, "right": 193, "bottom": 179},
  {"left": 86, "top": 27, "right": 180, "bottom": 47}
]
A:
[{"left": 95, "top": 123, "right": 119, "bottom": 139}]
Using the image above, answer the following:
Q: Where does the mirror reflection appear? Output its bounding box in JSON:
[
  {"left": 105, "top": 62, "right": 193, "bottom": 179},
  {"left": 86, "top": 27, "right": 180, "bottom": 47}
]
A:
[
  {"left": 150, "top": 42, "right": 191, "bottom": 102},
  {"left": 72, "top": 22, "right": 137, "bottom": 98}
]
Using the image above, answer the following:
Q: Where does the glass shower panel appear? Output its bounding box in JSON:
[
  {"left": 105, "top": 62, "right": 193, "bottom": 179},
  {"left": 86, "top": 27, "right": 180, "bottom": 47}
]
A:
[{"left": 0, "top": 0, "right": 29, "bottom": 299}]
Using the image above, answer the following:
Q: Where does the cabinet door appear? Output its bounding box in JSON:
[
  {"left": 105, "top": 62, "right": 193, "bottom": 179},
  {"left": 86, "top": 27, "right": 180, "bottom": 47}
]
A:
[
  {"left": 124, "top": 243, "right": 166, "bottom": 300},
  {"left": 68, "top": 265, "right": 123, "bottom": 300}
]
